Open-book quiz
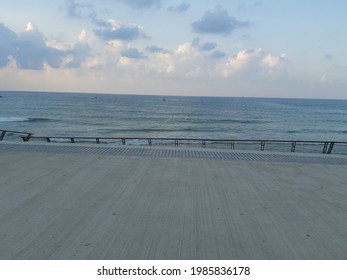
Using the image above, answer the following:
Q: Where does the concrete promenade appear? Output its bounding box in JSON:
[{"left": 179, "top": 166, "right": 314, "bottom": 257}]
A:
[{"left": 0, "top": 142, "right": 346, "bottom": 259}]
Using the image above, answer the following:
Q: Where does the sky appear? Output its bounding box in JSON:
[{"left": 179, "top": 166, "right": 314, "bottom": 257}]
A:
[{"left": 0, "top": 0, "right": 347, "bottom": 98}]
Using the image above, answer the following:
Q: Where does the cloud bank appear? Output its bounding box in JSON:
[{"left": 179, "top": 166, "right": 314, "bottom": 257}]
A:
[
  {"left": 0, "top": 2, "right": 302, "bottom": 97},
  {"left": 221, "top": 49, "right": 287, "bottom": 78},
  {"left": 0, "top": 22, "right": 89, "bottom": 70},
  {"left": 0, "top": 20, "right": 286, "bottom": 84}
]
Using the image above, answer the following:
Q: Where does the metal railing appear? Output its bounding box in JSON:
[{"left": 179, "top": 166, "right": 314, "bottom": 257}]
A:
[
  {"left": 0, "top": 130, "right": 33, "bottom": 141},
  {"left": 20, "top": 135, "right": 347, "bottom": 155}
]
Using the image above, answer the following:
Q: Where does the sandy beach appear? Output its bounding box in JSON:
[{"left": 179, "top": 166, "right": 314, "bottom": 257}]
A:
[{"left": 0, "top": 142, "right": 346, "bottom": 259}]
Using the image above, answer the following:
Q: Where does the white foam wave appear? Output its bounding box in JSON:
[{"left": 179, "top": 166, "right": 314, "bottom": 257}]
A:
[{"left": 0, "top": 117, "right": 30, "bottom": 122}]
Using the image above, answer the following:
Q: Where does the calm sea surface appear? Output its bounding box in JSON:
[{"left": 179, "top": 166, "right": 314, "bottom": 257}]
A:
[{"left": 1, "top": 91, "right": 347, "bottom": 153}]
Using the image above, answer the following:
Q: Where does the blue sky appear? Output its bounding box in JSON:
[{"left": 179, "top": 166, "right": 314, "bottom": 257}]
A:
[{"left": 1, "top": 0, "right": 346, "bottom": 98}]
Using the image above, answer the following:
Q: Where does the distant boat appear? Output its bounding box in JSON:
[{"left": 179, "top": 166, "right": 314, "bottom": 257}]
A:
[{"left": 162, "top": 96, "right": 166, "bottom": 101}]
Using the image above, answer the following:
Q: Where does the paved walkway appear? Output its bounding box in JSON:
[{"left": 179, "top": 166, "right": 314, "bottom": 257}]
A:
[{"left": 0, "top": 143, "right": 346, "bottom": 259}]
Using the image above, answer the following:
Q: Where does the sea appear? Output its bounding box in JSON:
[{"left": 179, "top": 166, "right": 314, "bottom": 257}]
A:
[{"left": 1, "top": 91, "right": 347, "bottom": 154}]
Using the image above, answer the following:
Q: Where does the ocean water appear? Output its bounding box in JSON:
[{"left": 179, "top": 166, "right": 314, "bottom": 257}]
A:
[{"left": 1, "top": 91, "right": 347, "bottom": 154}]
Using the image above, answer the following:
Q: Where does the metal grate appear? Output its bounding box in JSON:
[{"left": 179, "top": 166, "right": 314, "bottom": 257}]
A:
[{"left": 1, "top": 143, "right": 347, "bottom": 165}]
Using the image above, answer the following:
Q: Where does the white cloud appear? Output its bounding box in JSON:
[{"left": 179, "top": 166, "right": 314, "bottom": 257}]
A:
[
  {"left": 25, "top": 22, "right": 36, "bottom": 32},
  {"left": 262, "top": 53, "right": 287, "bottom": 69},
  {"left": 221, "top": 49, "right": 287, "bottom": 78},
  {"left": 46, "top": 29, "right": 88, "bottom": 51},
  {"left": 185, "top": 67, "right": 203, "bottom": 78},
  {"left": 262, "top": 54, "right": 279, "bottom": 68},
  {"left": 221, "top": 49, "right": 261, "bottom": 77},
  {"left": 144, "top": 42, "right": 223, "bottom": 79},
  {"left": 45, "top": 40, "right": 71, "bottom": 51},
  {"left": 146, "top": 52, "right": 175, "bottom": 75},
  {"left": 106, "top": 40, "right": 126, "bottom": 53},
  {"left": 78, "top": 29, "right": 87, "bottom": 42},
  {"left": 119, "top": 56, "right": 131, "bottom": 66},
  {"left": 175, "top": 42, "right": 193, "bottom": 55}
]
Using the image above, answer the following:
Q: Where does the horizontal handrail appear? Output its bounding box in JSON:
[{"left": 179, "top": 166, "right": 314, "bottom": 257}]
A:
[
  {"left": 0, "top": 130, "right": 33, "bottom": 141},
  {"left": 20, "top": 135, "right": 347, "bottom": 154}
]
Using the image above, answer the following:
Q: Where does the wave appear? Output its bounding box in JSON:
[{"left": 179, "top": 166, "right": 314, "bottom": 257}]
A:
[
  {"left": 218, "top": 119, "right": 267, "bottom": 124},
  {"left": 0, "top": 117, "right": 30, "bottom": 122},
  {"left": 0, "top": 117, "right": 55, "bottom": 123},
  {"left": 96, "top": 128, "right": 196, "bottom": 134}
]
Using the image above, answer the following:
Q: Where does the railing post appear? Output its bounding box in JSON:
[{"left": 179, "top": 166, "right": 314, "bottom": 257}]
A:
[
  {"left": 291, "top": 142, "right": 296, "bottom": 152},
  {"left": 230, "top": 141, "right": 235, "bottom": 150},
  {"left": 148, "top": 139, "right": 152, "bottom": 146},
  {"left": 0, "top": 130, "right": 6, "bottom": 141},
  {"left": 322, "top": 142, "right": 328, "bottom": 154},
  {"left": 122, "top": 139, "right": 126, "bottom": 145},
  {"left": 260, "top": 141, "right": 265, "bottom": 151},
  {"left": 96, "top": 138, "right": 100, "bottom": 144},
  {"left": 327, "top": 142, "right": 334, "bottom": 154},
  {"left": 22, "top": 133, "right": 32, "bottom": 142},
  {"left": 46, "top": 137, "right": 51, "bottom": 142},
  {"left": 70, "top": 138, "right": 75, "bottom": 143},
  {"left": 175, "top": 140, "right": 179, "bottom": 147},
  {"left": 202, "top": 140, "right": 206, "bottom": 148}
]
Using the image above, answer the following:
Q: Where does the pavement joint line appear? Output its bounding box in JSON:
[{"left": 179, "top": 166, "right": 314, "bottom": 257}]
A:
[{"left": 1, "top": 143, "right": 347, "bottom": 165}]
